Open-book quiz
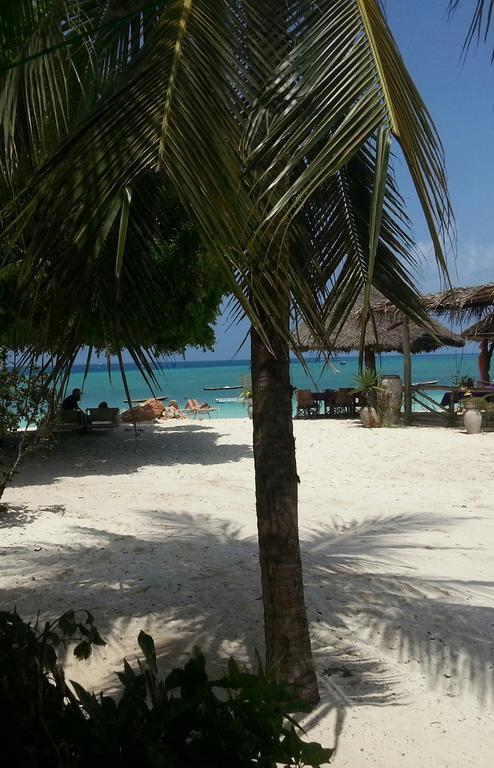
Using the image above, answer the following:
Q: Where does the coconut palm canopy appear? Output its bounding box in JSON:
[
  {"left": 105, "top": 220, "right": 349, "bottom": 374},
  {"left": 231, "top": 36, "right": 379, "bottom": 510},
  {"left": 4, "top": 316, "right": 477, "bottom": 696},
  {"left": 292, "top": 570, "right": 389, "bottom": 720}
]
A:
[
  {"left": 297, "top": 308, "right": 464, "bottom": 354},
  {"left": 463, "top": 313, "right": 494, "bottom": 341}
]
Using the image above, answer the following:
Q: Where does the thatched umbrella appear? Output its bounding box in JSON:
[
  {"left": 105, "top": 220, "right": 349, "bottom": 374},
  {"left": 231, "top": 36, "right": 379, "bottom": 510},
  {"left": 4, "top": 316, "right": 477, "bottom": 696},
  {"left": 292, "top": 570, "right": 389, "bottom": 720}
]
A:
[
  {"left": 420, "top": 284, "right": 494, "bottom": 382},
  {"left": 297, "top": 303, "right": 464, "bottom": 424},
  {"left": 462, "top": 313, "right": 494, "bottom": 382},
  {"left": 297, "top": 309, "right": 464, "bottom": 365},
  {"left": 373, "top": 283, "right": 494, "bottom": 384},
  {"left": 422, "top": 284, "right": 494, "bottom": 319}
]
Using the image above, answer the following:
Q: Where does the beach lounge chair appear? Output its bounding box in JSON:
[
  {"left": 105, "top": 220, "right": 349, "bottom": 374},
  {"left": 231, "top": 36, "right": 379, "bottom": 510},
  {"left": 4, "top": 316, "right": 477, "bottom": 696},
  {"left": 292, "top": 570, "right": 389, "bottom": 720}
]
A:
[
  {"left": 86, "top": 407, "right": 120, "bottom": 430},
  {"left": 295, "top": 390, "right": 319, "bottom": 418},
  {"left": 183, "top": 399, "right": 219, "bottom": 418}
]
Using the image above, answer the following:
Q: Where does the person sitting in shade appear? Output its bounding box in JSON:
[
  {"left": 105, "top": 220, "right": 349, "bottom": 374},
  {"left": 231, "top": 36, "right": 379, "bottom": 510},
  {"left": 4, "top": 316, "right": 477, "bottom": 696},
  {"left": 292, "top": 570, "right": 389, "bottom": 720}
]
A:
[
  {"left": 62, "top": 388, "right": 86, "bottom": 426},
  {"left": 63, "top": 388, "right": 83, "bottom": 411}
]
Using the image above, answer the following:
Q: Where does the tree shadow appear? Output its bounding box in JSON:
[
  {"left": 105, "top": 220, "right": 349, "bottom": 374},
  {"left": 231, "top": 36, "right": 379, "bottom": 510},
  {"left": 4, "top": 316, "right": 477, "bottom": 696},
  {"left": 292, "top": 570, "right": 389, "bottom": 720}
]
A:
[
  {"left": 0, "top": 503, "right": 67, "bottom": 528},
  {"left": 1, "top": 506, "right": 493, "bottom": 754},
  {"left": 0, "top": 504, "right": 36, "bottom": 528},
  {"left": 9, "top": 424, "right": 253, "bottom": 486}
]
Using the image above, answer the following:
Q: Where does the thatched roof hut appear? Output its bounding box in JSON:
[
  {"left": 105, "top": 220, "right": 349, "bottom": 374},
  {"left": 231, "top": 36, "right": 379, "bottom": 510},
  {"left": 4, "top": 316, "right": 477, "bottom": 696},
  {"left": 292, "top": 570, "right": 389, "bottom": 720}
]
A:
[
  {"left": 419, "top": 284, "right": 494, "bottom": 320},
  {"left": 462, "top": 313, "right": 494, "bottom": 382},
  {"left": 462, "top": 313, "right": 494, "bottom": 341},
  {"left": 298, "top": 300, "right": 464, "bottom": 423},
  {"left": 297, "top": 310, "right": 464, "bottom": 355},
  {"left": 372, "top": 284, "right": 494, "bottom": 320}
]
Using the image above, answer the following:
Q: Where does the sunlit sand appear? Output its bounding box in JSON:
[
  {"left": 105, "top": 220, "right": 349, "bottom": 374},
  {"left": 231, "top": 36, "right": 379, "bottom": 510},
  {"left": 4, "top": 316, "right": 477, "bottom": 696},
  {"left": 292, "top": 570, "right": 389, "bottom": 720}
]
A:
[{"left": 1, "top": 419, "right": 493, "bottom": 768}]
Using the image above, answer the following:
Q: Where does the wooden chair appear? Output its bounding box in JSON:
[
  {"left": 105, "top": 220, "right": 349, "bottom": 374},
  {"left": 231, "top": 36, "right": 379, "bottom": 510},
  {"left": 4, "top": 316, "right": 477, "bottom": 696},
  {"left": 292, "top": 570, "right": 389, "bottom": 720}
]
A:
[
  {"left": 295, "top": 389, "right": 320, "bottom": 418},
  {"left": 86, "top": 407, "right": 120, "bottom": 429},
  {"left": 332, "top": 388, "right": 357, "bottom": 417},
  {"left": 52, "top": 410, "right": 85, "bottom": 435}
]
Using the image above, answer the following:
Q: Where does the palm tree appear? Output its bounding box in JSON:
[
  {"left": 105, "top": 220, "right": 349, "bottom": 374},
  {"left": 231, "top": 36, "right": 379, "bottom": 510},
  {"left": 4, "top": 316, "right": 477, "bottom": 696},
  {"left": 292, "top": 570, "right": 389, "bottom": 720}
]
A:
[{"left": 1, "top": 0, "right": 453, "bottom": 705}]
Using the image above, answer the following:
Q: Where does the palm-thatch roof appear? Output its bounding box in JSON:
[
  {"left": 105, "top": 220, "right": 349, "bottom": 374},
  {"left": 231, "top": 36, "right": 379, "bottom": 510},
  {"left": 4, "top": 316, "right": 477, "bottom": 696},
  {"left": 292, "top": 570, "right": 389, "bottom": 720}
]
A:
[
  {"left": 371, "top": 283, "right": 494, "bottom": 324},
  {"left": 462, "top": 312, "right": 494, "bottom": 341},
  {"left": 297, "top": 309, "right": 464, "bottom": 353},
  {"left": 422, "top": 284, "right": 494, "bottom": 319}
]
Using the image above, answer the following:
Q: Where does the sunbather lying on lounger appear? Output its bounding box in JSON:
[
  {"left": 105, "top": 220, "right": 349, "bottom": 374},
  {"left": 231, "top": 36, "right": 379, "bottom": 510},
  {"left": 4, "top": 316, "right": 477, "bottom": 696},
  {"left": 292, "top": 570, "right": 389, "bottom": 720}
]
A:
[{"left": 185, "top": 399, "right": 211, "bottom": 411}]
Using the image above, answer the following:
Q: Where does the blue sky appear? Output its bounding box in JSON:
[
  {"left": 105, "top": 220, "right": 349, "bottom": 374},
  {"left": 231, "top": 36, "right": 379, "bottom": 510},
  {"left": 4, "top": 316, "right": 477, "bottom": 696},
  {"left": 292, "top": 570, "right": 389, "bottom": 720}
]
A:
[{"left": 159, "top": 3, "right": 494, "bottom": 362}]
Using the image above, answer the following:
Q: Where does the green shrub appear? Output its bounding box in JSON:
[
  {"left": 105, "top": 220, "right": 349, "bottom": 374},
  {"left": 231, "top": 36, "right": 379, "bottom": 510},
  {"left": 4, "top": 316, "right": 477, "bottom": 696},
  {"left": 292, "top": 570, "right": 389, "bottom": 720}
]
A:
[
  {"left": 0, "top": 610, "right": 332, "bottom": 767},
  {"left": 0, "top": 351, "right": 48, "bottom": 439}
]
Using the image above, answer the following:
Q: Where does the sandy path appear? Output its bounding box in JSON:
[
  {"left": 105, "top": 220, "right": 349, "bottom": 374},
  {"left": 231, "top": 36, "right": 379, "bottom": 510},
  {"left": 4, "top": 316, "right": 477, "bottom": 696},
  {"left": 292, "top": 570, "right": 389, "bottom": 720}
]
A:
[{"left": 1, "top": 418, "right": 493, "bottom": 767}]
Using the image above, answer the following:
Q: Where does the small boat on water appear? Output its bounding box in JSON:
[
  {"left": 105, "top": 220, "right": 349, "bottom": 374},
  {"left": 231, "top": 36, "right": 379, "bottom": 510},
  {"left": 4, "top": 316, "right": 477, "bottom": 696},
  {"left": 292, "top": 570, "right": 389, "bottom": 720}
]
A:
[
  {"left": 204, "top": 385, "right": 243, "bottom": 391},
  {"left": 411, "top": 380, "right": 439, "bottom": 388},
  {"left": 124, "top": 395, "right": 168, "bottom": 404},
  {"left": 215, "top": 396, "right": 245, "bottom": 403}
]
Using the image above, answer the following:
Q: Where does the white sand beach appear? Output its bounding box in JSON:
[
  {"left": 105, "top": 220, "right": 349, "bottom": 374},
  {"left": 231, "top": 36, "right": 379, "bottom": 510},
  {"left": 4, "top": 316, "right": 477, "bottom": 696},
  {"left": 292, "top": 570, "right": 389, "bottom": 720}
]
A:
[{"left": 1, "top": 418, "right": 493, "bottom": 767}]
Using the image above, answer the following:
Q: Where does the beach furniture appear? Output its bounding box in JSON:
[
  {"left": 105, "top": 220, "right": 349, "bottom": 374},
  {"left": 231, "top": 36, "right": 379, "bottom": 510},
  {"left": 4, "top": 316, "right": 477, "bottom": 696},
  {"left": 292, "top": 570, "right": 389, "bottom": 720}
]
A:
[
  {"left": 183, "top": 399, "right": 219, "bottom": 418},
  {"left": 310, "top": 390, "right": 337, "bottom": 416},
  {"left": 52, "top": 410, "right": 86, "bottom": 434},
  {"left": 332, "top": 388, "right": 358, "bottom": 417},
  {"left": 295, "top": 389, "right": 320, "bottom": 418},
  {"left": 86, "top": 407, "right": 120, "bottom": 429},
  {"left": 183, "top": 406, "right": 219, "bottom": 418}
]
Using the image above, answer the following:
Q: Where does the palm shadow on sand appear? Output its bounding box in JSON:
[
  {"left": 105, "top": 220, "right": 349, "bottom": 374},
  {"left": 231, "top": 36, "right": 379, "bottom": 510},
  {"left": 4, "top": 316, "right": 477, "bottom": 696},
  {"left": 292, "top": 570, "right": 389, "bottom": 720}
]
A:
[{"left": 2, "top": 505, "right": 493, "bottom": 754}]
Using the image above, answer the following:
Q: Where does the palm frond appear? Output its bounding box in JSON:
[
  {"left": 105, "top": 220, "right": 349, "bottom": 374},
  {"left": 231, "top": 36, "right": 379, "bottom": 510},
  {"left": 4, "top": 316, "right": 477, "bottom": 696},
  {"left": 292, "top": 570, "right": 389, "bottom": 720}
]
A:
[
  {"left": 6, "top": 2, "right": 316, "bottom": 350},
  {"left": 289, "top": 138, "right": 430, "bottom": 348},
  {"left": 449, "top": 0, "right": 494, "bottom": 59},
  {"left": 244, "top": 0, "right": 453, "bottom": 268},
  {"left": 2, "top": 0, "right": 454, "bottom": 371}
]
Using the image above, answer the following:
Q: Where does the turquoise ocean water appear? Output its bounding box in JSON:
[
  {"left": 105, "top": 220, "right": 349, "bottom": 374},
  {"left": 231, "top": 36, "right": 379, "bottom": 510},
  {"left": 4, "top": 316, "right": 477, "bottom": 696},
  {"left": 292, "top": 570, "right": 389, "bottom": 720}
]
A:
[{"left": 67, "top": 351, "right": 479, "bottom": 419}]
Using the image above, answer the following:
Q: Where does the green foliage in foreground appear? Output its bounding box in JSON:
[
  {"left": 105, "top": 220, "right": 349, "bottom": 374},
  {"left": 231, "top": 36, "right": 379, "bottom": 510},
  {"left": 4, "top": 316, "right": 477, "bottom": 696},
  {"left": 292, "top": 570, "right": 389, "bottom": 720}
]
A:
[
  {"left": 0, "top": 350, "right": 48, "bottom": 438},
  {"left": 0, "top": 610, "right": 332, "bottom": 767}
]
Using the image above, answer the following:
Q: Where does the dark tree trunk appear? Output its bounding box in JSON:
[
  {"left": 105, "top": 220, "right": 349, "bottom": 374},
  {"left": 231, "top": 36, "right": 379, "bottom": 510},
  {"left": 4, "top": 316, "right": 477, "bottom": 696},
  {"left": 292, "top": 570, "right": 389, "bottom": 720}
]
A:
[
  {"left": 479, "top": 339, "right": 489, "bottom": 382},
  {"left": 364, "top": 347, "right": 376, "bottom": 371},
  {"left": 401, "top": 314, "right": 413, "bottom": 426},
  {"left": 488, "top": 342, "right": 494, "bottom": 382},
  {"left": 251, "top": 307, "right": 319, "bottom": 706}
]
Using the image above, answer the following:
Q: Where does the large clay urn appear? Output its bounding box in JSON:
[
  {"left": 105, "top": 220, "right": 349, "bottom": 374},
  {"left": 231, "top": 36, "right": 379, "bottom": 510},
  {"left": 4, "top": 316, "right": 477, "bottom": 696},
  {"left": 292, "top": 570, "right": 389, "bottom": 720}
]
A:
[
  {"left": 463, "top": 400, "right": 482, "bottom": 434},
  {"left": 379, "top": 375, "right": 403, "bottom": 426},
  {"left": 360, "top": 406, "right": 380, "bottom": 428},
  {"left": 247, "top": 396, "right": 253, "bottom": 420}
]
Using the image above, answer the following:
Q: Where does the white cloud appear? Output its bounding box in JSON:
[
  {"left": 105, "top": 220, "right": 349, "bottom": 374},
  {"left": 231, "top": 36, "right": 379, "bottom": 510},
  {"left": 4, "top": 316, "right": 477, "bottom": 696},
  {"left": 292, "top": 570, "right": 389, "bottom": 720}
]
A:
[{"left": 415, "top": 241, "right": 494, "bottom": 293}]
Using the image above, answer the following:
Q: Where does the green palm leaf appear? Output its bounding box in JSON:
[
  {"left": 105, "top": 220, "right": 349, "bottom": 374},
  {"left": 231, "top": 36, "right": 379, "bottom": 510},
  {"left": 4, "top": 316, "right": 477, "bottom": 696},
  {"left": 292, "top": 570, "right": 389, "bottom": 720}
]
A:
[
  {"left": 3, "top": 0, "right": 452, "bottom": 361},
  {"left": 245, "top": 0, "right": 453, "bottom": 268},
  {"left": 449, "top": 0, "right": 494, "bottom": 59}
]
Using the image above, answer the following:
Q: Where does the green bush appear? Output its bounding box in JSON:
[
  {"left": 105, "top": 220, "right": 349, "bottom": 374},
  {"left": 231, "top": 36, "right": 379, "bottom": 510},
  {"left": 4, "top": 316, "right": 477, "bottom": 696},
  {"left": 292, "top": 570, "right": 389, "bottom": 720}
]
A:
[
  {"left": 0, "top": 610, "right": 332, "bottom": 767},
  {"left": 0, "top": 351, "right": 48, "bottom": 439}
]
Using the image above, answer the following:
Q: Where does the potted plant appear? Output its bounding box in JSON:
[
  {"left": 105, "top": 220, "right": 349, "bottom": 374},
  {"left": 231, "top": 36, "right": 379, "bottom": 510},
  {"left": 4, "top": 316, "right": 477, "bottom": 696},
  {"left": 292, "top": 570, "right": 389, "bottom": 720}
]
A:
[{"left": 351, "top": 368, "right": 384, "bottom": 428}]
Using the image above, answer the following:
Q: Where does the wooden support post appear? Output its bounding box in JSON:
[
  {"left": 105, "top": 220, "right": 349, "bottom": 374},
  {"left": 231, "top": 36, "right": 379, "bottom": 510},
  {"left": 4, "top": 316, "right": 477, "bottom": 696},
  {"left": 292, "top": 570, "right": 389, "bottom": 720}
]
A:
[
  {"left": 364, "top": 347, "right": 376, "bottom": 372},
  {"left": 402, "top": 314, "right": 412, "bottom": 426}
]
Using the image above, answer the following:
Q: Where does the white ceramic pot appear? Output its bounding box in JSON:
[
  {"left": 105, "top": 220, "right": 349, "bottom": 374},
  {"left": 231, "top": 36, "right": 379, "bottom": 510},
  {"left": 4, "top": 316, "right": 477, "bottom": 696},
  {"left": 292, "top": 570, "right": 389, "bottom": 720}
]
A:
[
  {"left": 463, "top": 407, "right": 482, "bottom": 434},
  {"left": 379, "top": 375, "right": 403, "bottom": 425},
  {"left": 247, "top": 397, "right": 253, "bottom": 420},
  {"left": 360, "top": 406, "right": 380, "bottom": 428}
]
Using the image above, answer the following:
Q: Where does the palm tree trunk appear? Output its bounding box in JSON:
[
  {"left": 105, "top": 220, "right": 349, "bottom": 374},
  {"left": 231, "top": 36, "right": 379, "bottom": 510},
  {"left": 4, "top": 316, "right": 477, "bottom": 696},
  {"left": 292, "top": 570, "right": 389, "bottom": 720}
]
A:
[
  {"left": 364, "top": 347, "right": 376, "bottom": 371},
  {"left": 251, "top": 306, "right": 319, "bottom": 706}
]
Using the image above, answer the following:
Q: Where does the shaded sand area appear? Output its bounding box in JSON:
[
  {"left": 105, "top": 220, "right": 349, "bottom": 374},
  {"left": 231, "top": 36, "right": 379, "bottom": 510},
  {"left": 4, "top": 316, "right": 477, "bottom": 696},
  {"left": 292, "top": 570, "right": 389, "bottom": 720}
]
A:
[{"left": 1, "top": 419, "right": 494, "bottom": 767}]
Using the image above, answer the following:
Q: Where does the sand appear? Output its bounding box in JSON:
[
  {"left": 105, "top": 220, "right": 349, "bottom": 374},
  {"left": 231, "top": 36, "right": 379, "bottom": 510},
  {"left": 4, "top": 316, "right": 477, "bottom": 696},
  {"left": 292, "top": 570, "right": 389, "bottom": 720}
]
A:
[{"left": 1, "top": 418, "right": 493, "bottom": 767}]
